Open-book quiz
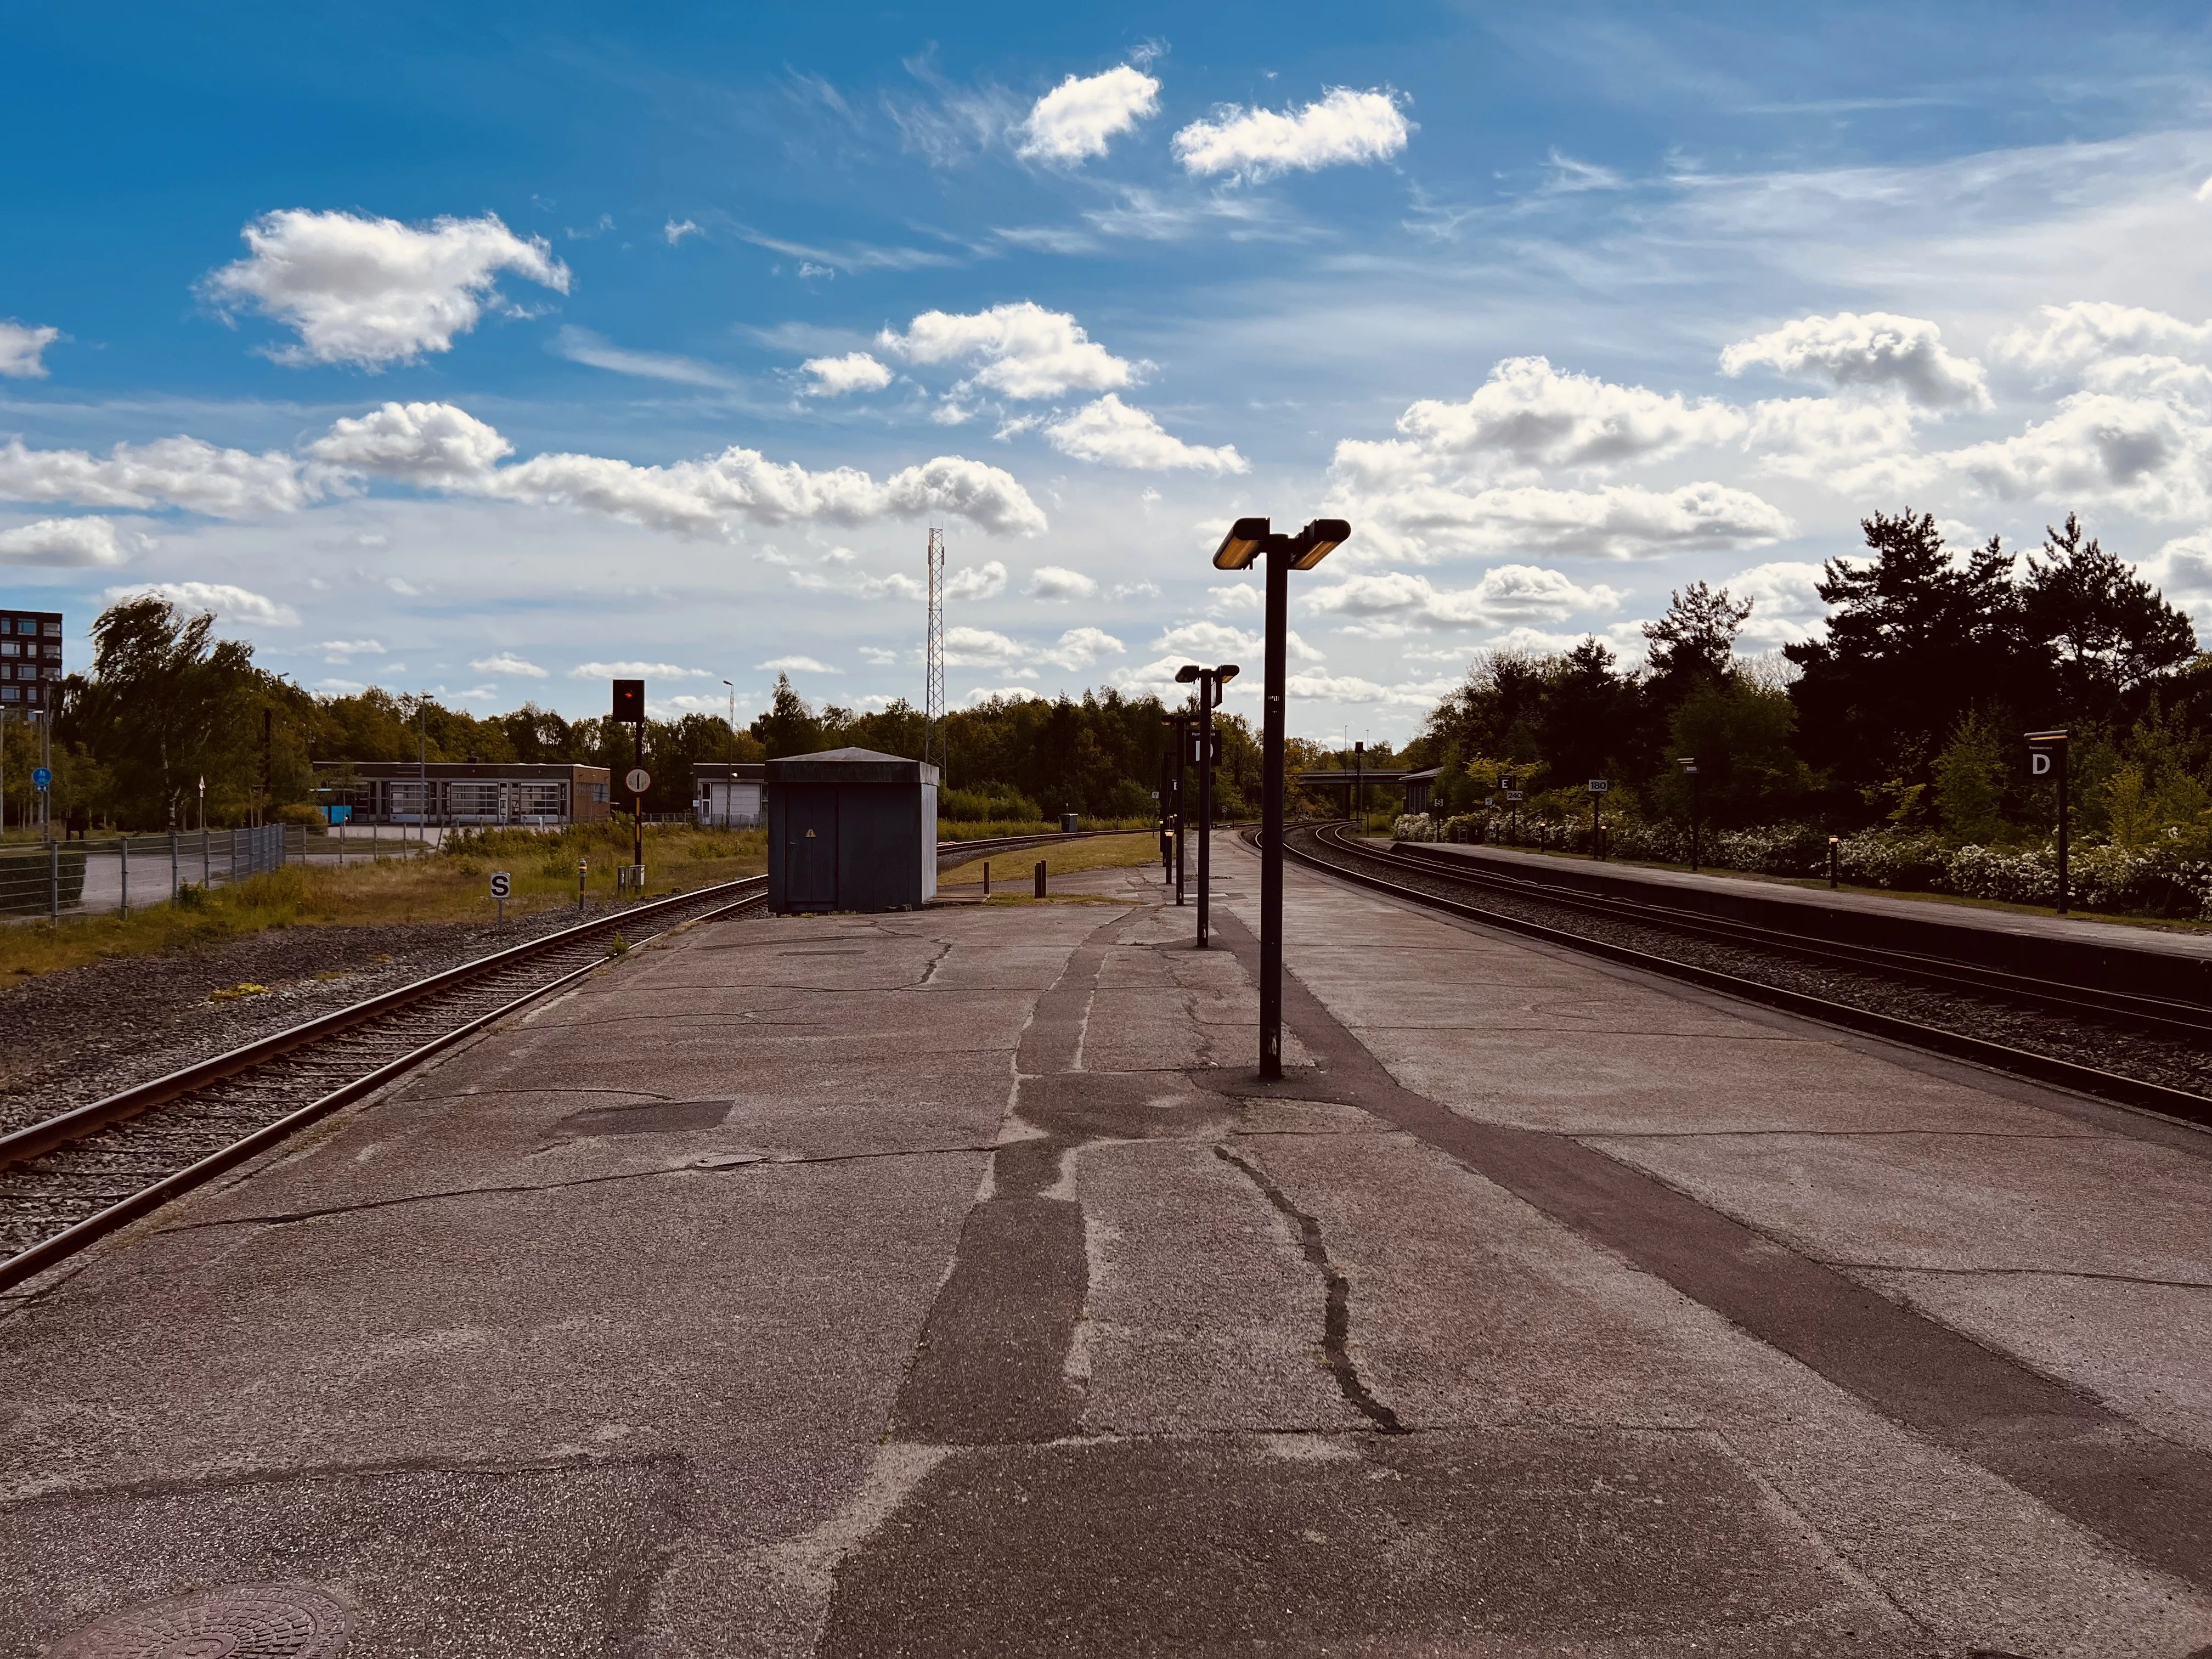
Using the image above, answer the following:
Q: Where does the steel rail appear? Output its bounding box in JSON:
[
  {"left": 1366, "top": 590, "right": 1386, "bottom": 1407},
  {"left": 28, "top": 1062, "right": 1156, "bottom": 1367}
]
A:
[
  {"left": 1278, "top": 822, "right": 2212, "bottom": 1128},
  {"left": 1380, "top": 837, "right": 2212, "bottom": 1040},
  {"left": 0, "top": 878, "right": 768, "bottom": 1293}
]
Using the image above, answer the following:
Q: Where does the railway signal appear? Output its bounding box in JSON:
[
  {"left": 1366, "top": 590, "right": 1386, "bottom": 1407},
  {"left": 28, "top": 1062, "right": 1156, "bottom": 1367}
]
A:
[
  {"left": 1211, "top": 514, "right": 1351, "bottom": 1080},
  {"left": 2026, "top": 729, "right": 2070, "bottom": 915},
  {"left": 1173, "top": 663, "right": 1239, "bottom": 947}
]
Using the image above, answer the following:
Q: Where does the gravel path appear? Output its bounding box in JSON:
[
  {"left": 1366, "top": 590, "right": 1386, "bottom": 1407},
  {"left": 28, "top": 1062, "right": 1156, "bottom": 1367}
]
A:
[
  {"left": 0, "top": 900, "right": 618, "bottom": 1139},
  {"left": 1292, "top": 828, "right": 2212, "bottom": 1103}
]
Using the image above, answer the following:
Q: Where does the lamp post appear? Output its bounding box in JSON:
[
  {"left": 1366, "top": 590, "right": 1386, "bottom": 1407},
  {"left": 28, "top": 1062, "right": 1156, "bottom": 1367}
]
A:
[
  {"left": 1353, "top": 740, "right": 1364, "bottom": 831},
  {"left": 1677, "top": 755, "right": 1700, "bottom": 872},
  {"left": 1212, "top": 515, "right": 1351, "bottom": 1080},
  {"left": 1173, "top": 663, "right": 1238, "bottom": 946}
]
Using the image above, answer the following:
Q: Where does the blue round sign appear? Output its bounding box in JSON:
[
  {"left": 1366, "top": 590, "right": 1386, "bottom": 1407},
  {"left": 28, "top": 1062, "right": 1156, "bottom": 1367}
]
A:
[{"left": 31, "top": 767, "right": 51, "bottom": 791}]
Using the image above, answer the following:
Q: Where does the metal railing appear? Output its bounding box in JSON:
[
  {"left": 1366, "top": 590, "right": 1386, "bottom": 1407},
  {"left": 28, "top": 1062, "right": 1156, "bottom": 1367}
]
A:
[{"left": 0, "top": 824, "right": 291, "bottom": 922}]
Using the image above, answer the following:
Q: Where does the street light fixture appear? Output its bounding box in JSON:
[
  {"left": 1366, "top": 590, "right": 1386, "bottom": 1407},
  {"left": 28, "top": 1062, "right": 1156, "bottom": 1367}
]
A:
[
  {"left": 1210, "top": 515, "right": 1352, "bottom": 1080},
  {"left": 1174, "top": 662, "right": 1239, "bottom": 946}
]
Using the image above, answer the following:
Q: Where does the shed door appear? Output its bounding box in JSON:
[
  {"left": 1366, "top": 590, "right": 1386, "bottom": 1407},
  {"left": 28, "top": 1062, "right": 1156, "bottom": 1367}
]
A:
[{"left": 783, "top": 785, "right": 838, "bottom": 909}]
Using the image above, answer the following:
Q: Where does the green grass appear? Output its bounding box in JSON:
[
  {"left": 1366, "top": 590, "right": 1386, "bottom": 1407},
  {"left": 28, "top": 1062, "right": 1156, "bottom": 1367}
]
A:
[{"left": 0, "top": 822, "right": 768, "bottom": 981}]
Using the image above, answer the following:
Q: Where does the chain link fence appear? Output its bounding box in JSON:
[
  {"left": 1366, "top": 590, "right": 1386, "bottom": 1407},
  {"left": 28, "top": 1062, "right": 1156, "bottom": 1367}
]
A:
[{"left": 0, "top": 824, "right": 292, "bottom": 921}]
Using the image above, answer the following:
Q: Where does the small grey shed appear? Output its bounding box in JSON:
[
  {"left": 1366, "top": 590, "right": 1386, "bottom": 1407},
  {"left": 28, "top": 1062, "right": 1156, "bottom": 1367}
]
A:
[{"left": 765, "top": 747, "right": 940, "bottom": 913}]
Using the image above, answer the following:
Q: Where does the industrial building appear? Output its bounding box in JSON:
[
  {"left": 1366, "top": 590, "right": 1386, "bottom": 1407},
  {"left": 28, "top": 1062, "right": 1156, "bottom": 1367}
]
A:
[
  {"left": 0, "top": 610, "right": 63, "bottom": 708},
  {"left": 693, "top": 762, "right": 765, "bottom": 828},
  {"left": 313, "top": 761, "right": 612, "bottom": 826}
]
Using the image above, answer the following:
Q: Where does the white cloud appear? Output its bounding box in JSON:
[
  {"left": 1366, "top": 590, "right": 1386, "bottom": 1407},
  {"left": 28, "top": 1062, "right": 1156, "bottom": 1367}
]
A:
[
  {"left": 2142, "top": 532, "right": 2212, "bottom": 642},
  {"left": 1282, "top": 671, "right": 1452, "bottom": 706},
  {"left": 470, "top": 652, "right": 546, "bottom": 677},
  {"left": 1017, "top": 65, "right": 1160, "bottom": 165},
  {"left": 1720, "top": 561, "right": 1829, "bottom": 648},
  {"left": 1741, "top": 396, "right": 1935, "bottom": 494},
  {"left": 664, "top": 218, "right": 703, "bottom": 246},
  {"left": 200, "top": 209, "right": 571, "bottom": 368},
  {"left": 323, "top": 639, "right": 386, "bottom": 662},
  {"left": 1206, "top": 583, "right": 1261, "bottom": 614},
  {"left": 1720, "top": 312, "right": 1989, "bottom": 409},
  {"left": 1171, "top": 87, "right": 1411, "bottom": 182},
  {"left": 1991, "top": 301, "right": 2212, "bottom": 379},
  {"left": 1153, "top": 619, "right": 1323, "bottom": 662},
  {"left": 318, "top": 677, "right": 367, "bottom": 693},
  {"left": 943, "top": 625, "right": 1030, "bottom": 668},
  {"left": 0, "top": 434, "right": 336, "bottom": 517},
  {"left": 1043, "top": 394, "right": 1248, "bottom": 473},
  {"left": 758, "top": 654, "right": 841, "bottom": 674},
  {"left": 0, "top": 516, "right": 138, "bottom": 567},
  {"left": 1339, "top": 476, "right": 1793, "bottom": 563},
  {"left": 947, "top": 560, "right": 1009, "bottom": 600},
  {"left": 879, "top": 302, "right": 1138, "bottom": 399},
  {"left": 1039, "top": 625, "right": 1125, "bottom": 668},
  {"left": 0, "top": 321, "right": 60, "bottom": 380},
  {"left": 555, "top": 326, "right": 737, "bottom": 388},
  {"left": 1028, "top": 565, "right": 1098, "bottom": 600},
  {"left": 859, "top": 646, "right": 901, "bottom": 665},
  {"left": 309, "top": 401, "right": 1047, "bottom": 536},
  {"left": 571, "top": 661, "right": 710, "bottom": 678},
  {"left": 963, "top": 685, "right": 1038, "bottom": 705},
  {"left": 1940, "top": 387, "right": 2212, "bottom": 518},
  {"left": 1335, "top": 357, "right": 1745, "bottom": 488},
  {"left": 103, "top": 580, "right": 300, "bottom": 627},
  {"left": 1302, "top": 566, "right": 1625, "bottom": 633},
  {"left": 800, "top": 351, "right": 894, "bottom": 396}
]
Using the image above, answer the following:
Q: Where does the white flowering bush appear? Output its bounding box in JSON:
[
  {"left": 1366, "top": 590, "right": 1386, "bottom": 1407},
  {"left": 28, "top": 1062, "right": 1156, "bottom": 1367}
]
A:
[{"left": 1393, "top": 808, "right": 2212, "bottom": 918}]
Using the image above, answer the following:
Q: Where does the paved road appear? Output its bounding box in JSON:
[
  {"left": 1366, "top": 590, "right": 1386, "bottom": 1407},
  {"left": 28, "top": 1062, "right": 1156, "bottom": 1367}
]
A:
[{"left": 1, "top": 837, "right": 2207, "bottom": 1655}]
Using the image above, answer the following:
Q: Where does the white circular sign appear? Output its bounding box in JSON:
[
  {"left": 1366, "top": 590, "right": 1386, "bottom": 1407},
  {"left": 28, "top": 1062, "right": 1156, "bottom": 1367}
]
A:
[{"left": 625, "top": 768, "right": 651, "bottom": 794}]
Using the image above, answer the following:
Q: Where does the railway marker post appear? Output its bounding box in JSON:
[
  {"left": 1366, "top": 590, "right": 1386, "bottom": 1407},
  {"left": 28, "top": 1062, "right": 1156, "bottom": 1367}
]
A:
[
  {"left": 1677, "top": 757, "right": 1701, "bottom": 872},
  {"left": 2027, "top": 729, "right": 2070, "bottom": 915},
  {"left": 1828, "top": 836, "right": 1840, "bottom": 890},
  {"left": 490, "top": 869, "right": 511, "bottom": 923},
  {"left": 1588, "top": 778, "right": 1609, "bottom": 858},
  {"left": 1211, "top": 515, "right": 1350, "bottom": 1081}
]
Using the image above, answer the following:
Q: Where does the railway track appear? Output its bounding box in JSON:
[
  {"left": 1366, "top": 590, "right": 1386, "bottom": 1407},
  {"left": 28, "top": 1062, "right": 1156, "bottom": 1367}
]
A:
[
  {"left": 1280, "top": 821, "right": 2212, "bottom": 1127},
  {"left": 0, "top": 876, "right": 769, "bottom": 1294}
]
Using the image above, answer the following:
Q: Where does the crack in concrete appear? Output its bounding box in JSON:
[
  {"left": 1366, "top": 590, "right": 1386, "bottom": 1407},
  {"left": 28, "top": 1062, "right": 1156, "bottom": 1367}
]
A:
[
  {"left": 151, "top": 1142, "right": 1006, "bottom": 1233},
  {"left": 1833, "top": 1262, "right": 2212, "bottom": 1290},
  {"left": 1213, "top": 1144, "right": 1406, "bottom": 1436}
]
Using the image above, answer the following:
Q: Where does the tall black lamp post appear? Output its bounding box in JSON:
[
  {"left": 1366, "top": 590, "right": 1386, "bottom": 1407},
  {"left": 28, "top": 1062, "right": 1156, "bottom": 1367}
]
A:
[
  {"left": 1212, "top": 515, "right": 1351, "bottom": 1080},
  {"left": 1173, "top": 664, "right": 1238, "bottom": 945},
  {"left": 1160, "top": 709, "right": 1196, "bottom": 905}
]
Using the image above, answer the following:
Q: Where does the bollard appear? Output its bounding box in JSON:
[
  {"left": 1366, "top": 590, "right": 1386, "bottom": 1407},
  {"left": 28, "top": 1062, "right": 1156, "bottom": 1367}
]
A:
[
  {"left": 1033, "top": 859, "right": 1047, "bottom": 899},
  {"left": 983, "top": 860, "right": 991, "bottom": 897}
]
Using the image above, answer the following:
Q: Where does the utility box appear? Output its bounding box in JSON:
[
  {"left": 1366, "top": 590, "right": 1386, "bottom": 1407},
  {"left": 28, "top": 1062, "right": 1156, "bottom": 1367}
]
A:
[{"left": 766, "top": 747, "right": 940, "bottom": 913}]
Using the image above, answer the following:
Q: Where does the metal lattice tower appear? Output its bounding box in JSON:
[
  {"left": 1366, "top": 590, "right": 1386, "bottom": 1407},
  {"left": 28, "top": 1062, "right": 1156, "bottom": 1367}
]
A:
[{"left": 923, "top": 526, "right": 946, "bottom": 780}]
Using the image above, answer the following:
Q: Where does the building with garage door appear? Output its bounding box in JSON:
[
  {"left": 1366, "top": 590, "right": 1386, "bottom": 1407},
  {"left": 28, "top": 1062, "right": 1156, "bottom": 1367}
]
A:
[
  {"left": 693, "top": 762, "right": 765, "bottom": 827},
  {"left": 765, "top": 747, "right": 938, "bottom": 913},
  {"left": 313, "top": 761, "right": 612, "bottom": 826}
]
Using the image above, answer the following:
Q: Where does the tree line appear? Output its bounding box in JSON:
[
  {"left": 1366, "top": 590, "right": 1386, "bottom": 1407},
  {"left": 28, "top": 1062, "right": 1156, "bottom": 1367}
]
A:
[
  {"left": 26, "top": 597, "right": 1295, "bottom": 830},
  {"left": 1404, "top": 509, "right": 2211, "bottom": 848}
]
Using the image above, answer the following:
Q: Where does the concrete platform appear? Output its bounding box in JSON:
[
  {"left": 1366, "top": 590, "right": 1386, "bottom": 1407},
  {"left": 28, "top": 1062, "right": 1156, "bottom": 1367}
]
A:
[
  {"left": 2, "top": 838, "right": 2210, "bottom": 1656},
  {"left": 1395, "top": 833, "right": 2212, "bottom": 962}
]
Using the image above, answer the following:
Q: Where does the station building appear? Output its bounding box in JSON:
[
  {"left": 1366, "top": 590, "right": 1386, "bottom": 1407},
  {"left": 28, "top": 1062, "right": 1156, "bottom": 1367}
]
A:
[
  {"left": 693, "top": 762, "right": 765, "bottom": 828},
  {"left": 313, "top": 761, "right": 612, "bottom": 826}
]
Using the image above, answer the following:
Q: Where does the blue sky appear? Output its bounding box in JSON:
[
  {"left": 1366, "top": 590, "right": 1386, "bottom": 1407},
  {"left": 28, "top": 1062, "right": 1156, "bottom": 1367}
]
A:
[{"left": 9, "top": 2, "right": 2212, "bottom": 740}]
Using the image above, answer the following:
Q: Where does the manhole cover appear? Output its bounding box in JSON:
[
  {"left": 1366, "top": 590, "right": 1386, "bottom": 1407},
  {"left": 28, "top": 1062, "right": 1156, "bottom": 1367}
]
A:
[{"left": 49, "top": 1581, "right": 351, "bottom": 1658}]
